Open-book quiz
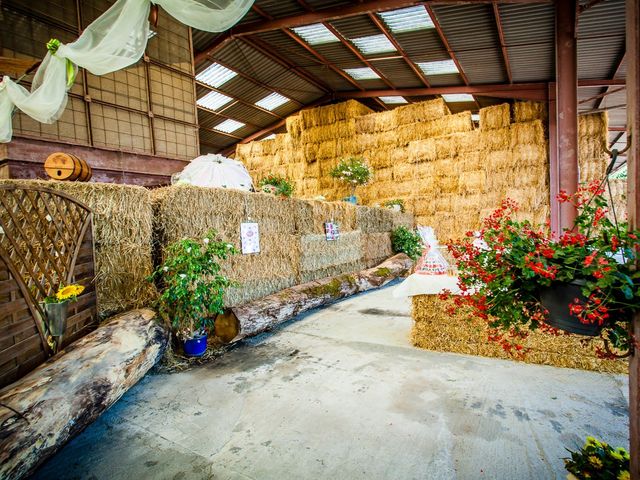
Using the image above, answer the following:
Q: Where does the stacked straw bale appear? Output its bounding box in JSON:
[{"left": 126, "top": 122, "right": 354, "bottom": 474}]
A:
[
  {"left": 412, "top": 295, "right": 627, "bottom": 374},
  {"left": 0, "top": 179, "right": 156, "bottom": 317},
  {"left": 298, "top": 231, "right": 364, "bottom": 283},
  {"left": 152, "top": 185, "right": 301, "bottom": 307},
  {"left": 578, "top": 113, "right": 609, "bottom": 184}
]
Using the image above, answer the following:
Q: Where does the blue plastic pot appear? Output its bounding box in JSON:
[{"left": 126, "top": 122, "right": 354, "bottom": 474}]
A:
[
  {"left": 344, "top": 195, "right": 357, "bottom": 204},
  {"left": 183, "top": 333, "right": 208, "bottom": 357}
]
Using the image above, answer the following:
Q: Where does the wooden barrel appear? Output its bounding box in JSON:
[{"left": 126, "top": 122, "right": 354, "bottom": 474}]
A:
[{"left": 44, "top": 153, "right": 92, "bottom": 182}]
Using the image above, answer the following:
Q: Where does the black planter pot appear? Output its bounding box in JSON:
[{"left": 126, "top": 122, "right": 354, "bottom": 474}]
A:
[{"left": 539, "top": 280, "right": 603, "bottom": 336}]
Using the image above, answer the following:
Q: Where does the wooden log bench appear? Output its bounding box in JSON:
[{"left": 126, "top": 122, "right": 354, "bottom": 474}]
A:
[
  {"left": 216, "top": 253, "right": 413, "bottom": 342},
  {"left": 0, "top": 309, "right": 168, "bottom": 480}
]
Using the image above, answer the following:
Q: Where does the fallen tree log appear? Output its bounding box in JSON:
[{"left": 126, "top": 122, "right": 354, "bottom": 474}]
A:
[
  {"left": 224, "top": 253, "right": 412, "bottom": 341},
  {"left": 0, "top": 308, "right": 168, "bottom": 480}
]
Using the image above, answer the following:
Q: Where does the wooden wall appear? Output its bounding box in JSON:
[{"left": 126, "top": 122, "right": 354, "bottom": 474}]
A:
[{"left": 1, "top": 0, "right": 199, "bottom": 183}]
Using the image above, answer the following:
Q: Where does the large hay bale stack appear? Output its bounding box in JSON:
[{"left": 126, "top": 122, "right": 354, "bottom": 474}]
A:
[
  {"left": 579, "top": 113, "right": 609, "bottom": 183},
  {"left": 0, "top": 179, "right": 155, "bottom": 317},
  {"left": 152, "top": 185, "right": 301, "bottom": 307},
  {"left": 412, "top": 295, "right": 627, "bottom": 374}
]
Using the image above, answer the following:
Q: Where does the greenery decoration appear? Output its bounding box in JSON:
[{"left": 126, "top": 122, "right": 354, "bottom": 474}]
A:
[
  {"left": 258, "top": 174, "right": 295, "bottom": 197},
  {"left": 330, "top": 156, "right": 373, "bottom": 188},
  {"left": 148, "top": 230, "right": 238, "bottom": 340},
  {"left": 564, "top": 436, "right": 630, "bottom": 480},
  {"left": 391, "top": 226, "right": 423, "bottom": 260}
]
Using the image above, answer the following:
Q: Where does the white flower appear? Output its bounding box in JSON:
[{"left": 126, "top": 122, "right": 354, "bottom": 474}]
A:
[
  {"left": 203, "top": 238, "right": 210, "bottom": 244},
  {"left": 180, "top": 274, "right": 187, "bottom": 279},
  {"left": 226, "top": 243, "right": 233, "bottom": 249},
  {"left": 186, "top": 247, "right": 191, "bottom": 253},
  {"left": 163, "top": 266, "right": 168, "bottom": 272}
]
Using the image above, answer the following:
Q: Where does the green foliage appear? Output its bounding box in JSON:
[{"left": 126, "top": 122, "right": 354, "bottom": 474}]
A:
[
  {"left": 148, "top": 230, "right": 238, "bottom": 339},
  {"left": 391, "top": 226, "right": 423, "bottom": 261},
  {"left": 564, "top": 436, "right": 629, "bottom": 480},
  {"left": 330, "top": 156, "right": 373, "bottom": 187},
  {"left": 259, "top": 174, "right": 294, "bottom": 197},
  {"left": 383, "top": 199, "right": 405, "bottom": 213}
]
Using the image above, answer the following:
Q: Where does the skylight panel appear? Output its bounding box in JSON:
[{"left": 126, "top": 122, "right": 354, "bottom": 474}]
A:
[
  {"left": 291, "top": 23, "right": 339, "bottom": 45},
  {"left": 471, "top": 113, "right": 480, "bottom": 122},
  {"left": 418, "top": 60, "right": 459, "bottom": 76},
  {"left": 196, "top": 91, "right": 233, "bottom": 111},
  {"left": 196, "top": 63, "right": 237, "bottom": 88},
  {"left": 255, "top": 92, "right": 290, "bottom": 111},
  {"left": 214, "top": 119, "right": 245, "bottom": 134},
  {"left": 379, "top": 6, "right": 434, "bottom": 33},
  {"left": 351, "top": 34, "right": 396, "bottom": 55},
  {"left": 379, "top": 96, "right": 408, "bottom": 104},
  {"left": 344, "top": 67, "right": 380, "bottom": 80},
  {"left": 442, "top": 94, "right": 475, "bottom": 103},
  {"left": 261, "top": 134, "right": 277, "bottom": 141}
]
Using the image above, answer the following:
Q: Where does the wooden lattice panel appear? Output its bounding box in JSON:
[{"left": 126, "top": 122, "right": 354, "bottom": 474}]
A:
[{"left": 0, "top": 184, "right": 98, "bottom": 388}]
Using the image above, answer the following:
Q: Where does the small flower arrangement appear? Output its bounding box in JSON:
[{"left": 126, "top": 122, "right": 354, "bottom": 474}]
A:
[
  {"left": 564, "top": 436, "right": 630, "bottom": 480},
  {"left": 148, "top": 230, "right": 238, "bottom": 340},
  {"left": 446, "top": 180, "right": 640, "bottom": 357},
  {"left": 391, "top": 226, "right": 423, "bottom": 261},
  {"left": 44, "top": 284, "right": 85, "bottom": 304},
  {"left": 330, "top": 156, "right": 373, "bottom": 188},
  {"left": 383, "top": 199, "right": 405, "bottom": 213},
  {"left": 258, "top": 174, "right": 294, "bottom": 198}
]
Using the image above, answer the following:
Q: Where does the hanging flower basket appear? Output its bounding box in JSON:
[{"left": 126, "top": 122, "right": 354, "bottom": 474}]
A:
[{"left": 539, "top": 280, "right": 602, "bottom": 336}]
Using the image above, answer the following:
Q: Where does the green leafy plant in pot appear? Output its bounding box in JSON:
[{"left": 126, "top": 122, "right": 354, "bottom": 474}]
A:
[
  {"left": 149, "top": 230, "right": 238, "bottom": 357},
  {"left": 446, "top": 180, "right": 640, "bottom": 358},
  {"left": 329, "top": 156, "right": 373, "bottom": 204},
  {"left": 258, "top": 174, "right": 294, "bottom": 198}
]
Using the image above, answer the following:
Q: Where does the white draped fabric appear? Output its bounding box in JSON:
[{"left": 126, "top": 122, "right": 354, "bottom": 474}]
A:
[{"left": 0, "top": 0, "right": 253, "bottom": 142}]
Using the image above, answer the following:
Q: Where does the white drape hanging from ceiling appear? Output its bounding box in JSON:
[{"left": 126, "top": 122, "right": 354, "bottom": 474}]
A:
[{"left": 0, "top": 0, "right": 253, "bottom": 143}]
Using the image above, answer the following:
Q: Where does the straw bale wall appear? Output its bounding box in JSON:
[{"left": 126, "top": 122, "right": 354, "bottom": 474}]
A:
[
  {"left": 412, "top": 295, "right": 627, "bottom": 374},
  {"left": 152, "top": 185, "right": 411, "bottom": 307},
  {"left": 238, "top": 100, "right": 610, "bottom": 241},
  {"left": 0, "top": 179, "right": 156, "bottom": 317}
]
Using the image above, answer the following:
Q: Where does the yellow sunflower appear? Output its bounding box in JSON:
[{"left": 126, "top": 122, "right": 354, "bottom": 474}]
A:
[
  {"left": 618, "top": 471, "right": 630, "bottom": 480},
  {"left": 56, "top": 284, "right": 85, "bottom": 301}
]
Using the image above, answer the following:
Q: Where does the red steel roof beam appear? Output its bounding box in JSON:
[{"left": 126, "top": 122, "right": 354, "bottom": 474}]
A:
[{"left": 492, "top": 2, "right": 513, "bottom": 84}]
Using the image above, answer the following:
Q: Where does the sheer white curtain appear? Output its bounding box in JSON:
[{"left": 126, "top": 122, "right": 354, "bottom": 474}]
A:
[{"left": 0, "top": 0, "right": 253, "bottom": 143}]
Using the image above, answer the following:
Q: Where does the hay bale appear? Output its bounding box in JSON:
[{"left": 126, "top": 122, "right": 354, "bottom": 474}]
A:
[
  {"left": 392, "top": 98, "right": 450, "bottom": 125},
  {"left": 356, "top": 206, "right": 394, "bottom": 233},
  {"left": 299, "top": 231, "right": 363, "bottom": 273},
  {"left": 513, "top": 101, "right": 547, "bottom": 123},
  {"left": 299, "top": 100, "right": 372, "bottom": 128},
  {"left": 411, "top": 295, "right": 627, "bottom": 374},
  {"left": 510, "top": 120, "right": 545, "bottom": 147},
  {"left": 0, "top": 179, "right": 156, "bottom": 317},
  {"left": 579, "top": 112, "right": 609, "bottom": 183},
  {"left": 479, "top": 104, "right": 510, "bottom": 130},
  {"left": 408, "top": 139, "right": 437, "bottom": 163},
  {"left": 361, "top": 232, "right": 392, "bottom": 267}
]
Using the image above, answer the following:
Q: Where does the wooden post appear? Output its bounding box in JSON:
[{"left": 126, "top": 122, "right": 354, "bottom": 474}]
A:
[
  {"left": 555, "top": 0, "right": 579, "bottom": 230},
  {"left": 627, "top": 0, "right": 639, "bottom": 477}
]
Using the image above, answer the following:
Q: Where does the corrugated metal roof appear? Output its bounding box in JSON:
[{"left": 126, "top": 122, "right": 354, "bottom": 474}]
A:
[
  {"left": 191, "top": 0, "right": 626, "bottom": 153},
  {"left": 498, "top": 3, "right": 554, "bottom": 82}
]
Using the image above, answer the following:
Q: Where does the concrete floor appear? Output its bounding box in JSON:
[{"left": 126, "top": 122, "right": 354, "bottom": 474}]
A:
[{"left": 34, "top": 283, "right": 629, "bottom": 480}]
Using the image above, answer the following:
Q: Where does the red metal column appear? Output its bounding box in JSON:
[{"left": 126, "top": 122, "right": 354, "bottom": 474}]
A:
[
  {"left": 548, "top": 82, "right": 560, "bottom": 236},
  {"left": 555, "top": 0, "right": 579, "bottom": 230},
  {"left": 627, "top": 0, "right": 639, "bottom": 477}
]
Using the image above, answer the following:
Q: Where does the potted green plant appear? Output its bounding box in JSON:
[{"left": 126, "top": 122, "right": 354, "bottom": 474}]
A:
[
  {"left": 149, "top": 230, "right": 238, "bottom": 357},
  {"left": 383, "top": 199, "right": 405, "bottom": 213},
  {"left": 447, "top": 180, "right": 640, "bottom": 357},
  {"left": 42, "top": 284, "right": 85, "bottom": 337},
  {"left": 329, "top": 156, "right": 373, "bottom": 204},
  {"left": 258, "top": 174, "right": 294, "bottom": 198},
  {"left": 391, "top": 226, "right": 423, "bottom": 261},
  {"left": 564, "top": 436, "right": 629, "bottom": 480}
]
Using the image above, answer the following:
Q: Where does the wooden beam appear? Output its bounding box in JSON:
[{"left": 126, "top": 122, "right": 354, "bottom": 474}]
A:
[
  {"left": 492, "top": 2, "right": 513, "bottom": 84},
  {"left": 626, "top": 0, "right": 640, "bottom": 477},
  {"left": 368, "top": 13, "right": 432, "bottom": 88},
  {"left": 425, "top": 5, "right": 482, "bottom": 110},
  {"left": 334, "top": 82, "right": 548, "bottom": 100}
]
